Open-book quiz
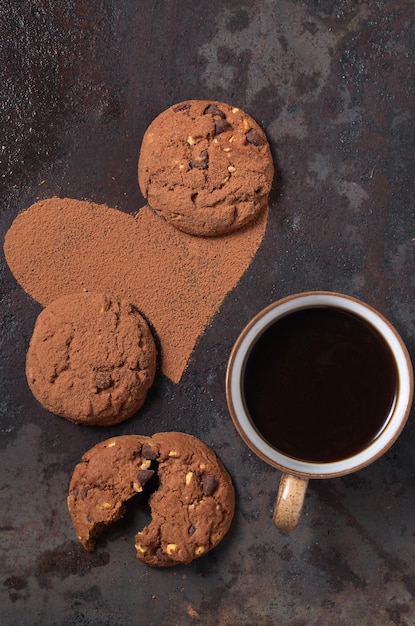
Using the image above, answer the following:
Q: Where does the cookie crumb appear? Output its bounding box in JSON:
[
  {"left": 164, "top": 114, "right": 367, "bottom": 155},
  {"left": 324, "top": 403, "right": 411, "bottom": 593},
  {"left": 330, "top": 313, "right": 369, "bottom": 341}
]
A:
[{"left": 187, "top": 605, "right": 200, "bottom": 619}]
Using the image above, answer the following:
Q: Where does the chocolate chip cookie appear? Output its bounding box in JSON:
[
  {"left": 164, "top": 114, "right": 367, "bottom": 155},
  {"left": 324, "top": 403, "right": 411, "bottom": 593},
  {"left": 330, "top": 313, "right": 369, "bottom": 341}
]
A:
[
  {"left": 67, "top": 433, "right": 235, "bottom": 566},
  {"left": 138, "top": 100, "right": 274, "bottom": 236},
  {"left": 26, "top": 292, "right": 157, "bottom": 426}
]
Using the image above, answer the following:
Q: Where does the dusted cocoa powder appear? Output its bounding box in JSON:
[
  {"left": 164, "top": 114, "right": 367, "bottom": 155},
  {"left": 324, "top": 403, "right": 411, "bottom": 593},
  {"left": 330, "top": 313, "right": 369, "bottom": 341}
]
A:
[{"left": 4, "top": 197, "right": 268, "bottom": 382}]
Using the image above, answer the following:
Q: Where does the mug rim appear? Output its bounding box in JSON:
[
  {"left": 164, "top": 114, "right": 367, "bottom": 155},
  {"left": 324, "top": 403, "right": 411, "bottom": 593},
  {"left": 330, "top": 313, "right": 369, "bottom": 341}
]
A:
[{"left": 226, "top": 291, "right": 414, "bottom": 479}]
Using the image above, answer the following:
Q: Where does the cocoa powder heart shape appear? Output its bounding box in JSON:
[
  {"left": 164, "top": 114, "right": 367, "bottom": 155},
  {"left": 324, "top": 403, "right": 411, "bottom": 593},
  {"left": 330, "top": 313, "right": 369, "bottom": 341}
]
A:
[{"left": 4, "top": 198, "right": 268, "bottom": 382}]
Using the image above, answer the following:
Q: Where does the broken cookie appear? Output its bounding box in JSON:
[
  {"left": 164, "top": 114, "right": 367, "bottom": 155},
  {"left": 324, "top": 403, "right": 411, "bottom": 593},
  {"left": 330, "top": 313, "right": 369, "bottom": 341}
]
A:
[{"left": 67, "top": 433, "right": 235, "bottom": 566}]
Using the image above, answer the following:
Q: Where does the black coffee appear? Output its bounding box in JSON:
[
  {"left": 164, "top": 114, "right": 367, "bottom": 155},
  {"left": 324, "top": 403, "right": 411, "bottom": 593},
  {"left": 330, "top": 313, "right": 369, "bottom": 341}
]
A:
[{"left": 243, "top": 307, "right": 397, "bottom": 463}]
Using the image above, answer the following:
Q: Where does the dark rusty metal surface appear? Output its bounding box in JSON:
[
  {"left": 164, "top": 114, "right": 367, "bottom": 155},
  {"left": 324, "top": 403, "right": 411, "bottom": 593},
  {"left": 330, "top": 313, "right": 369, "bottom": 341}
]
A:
[{"left": 1, "top": 1, "right": 415, "bottom": 624}]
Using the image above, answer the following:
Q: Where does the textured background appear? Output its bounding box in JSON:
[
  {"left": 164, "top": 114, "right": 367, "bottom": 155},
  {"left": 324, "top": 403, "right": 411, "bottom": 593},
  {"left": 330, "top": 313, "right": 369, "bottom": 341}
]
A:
[{"left": 1, "top": 1, "right": 415, "bottom": 625}]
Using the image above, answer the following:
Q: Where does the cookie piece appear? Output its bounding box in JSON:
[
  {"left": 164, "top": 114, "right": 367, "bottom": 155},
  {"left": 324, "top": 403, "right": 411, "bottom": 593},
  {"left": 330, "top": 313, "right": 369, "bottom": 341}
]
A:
[
  {"left": 138, "top": 100, "right": 274, "bottom": 236},
  {"left": 26, "top": 292, "right": 156, "bottom": 426},
  {"left": 135, "top": 432, "right": 235, "bottom": 566},
  {"left": 67, "top": 433, "right": 235, "bottom": 566},
  {"left": 68, "top": 435, "right": 155, "bottom": 550}
]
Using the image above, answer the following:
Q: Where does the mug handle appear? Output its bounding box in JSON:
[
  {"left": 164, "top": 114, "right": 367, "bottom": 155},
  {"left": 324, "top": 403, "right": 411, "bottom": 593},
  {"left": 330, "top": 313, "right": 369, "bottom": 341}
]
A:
[{"left": 273, "top": 473, "right": 309, "bottom": 531}]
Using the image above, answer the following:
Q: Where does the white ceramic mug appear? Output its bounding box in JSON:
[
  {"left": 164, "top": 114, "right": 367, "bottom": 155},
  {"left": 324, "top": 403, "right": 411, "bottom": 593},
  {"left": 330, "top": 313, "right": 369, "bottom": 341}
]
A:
[{"left": 226, "top": 291, "right": 413, "bottom": 530}]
